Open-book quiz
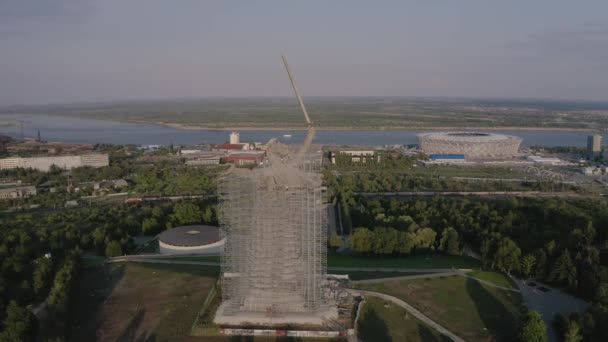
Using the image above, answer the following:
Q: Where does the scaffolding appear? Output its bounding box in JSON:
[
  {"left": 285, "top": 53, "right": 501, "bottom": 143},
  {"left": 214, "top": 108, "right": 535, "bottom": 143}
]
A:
[
  {"left": 218, "top": 157, "right": 329, "bottom": 316},
  {"left": 216, "top": 55, "right": 333, "bottom": 321}
]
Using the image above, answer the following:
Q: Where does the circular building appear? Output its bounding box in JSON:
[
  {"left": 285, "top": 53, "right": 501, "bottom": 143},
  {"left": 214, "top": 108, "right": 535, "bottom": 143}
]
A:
[
  {"left": 417, "top": 132, "right": 522, "bottom": 158},
  {"left": 158, "top": 225, "right": 224, "bottom": 255}
]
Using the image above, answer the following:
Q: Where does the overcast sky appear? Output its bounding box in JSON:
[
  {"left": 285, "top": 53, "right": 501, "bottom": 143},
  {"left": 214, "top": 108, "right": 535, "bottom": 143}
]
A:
[{"left": 1, "top": 0, "right": 607, "bottom": 105}]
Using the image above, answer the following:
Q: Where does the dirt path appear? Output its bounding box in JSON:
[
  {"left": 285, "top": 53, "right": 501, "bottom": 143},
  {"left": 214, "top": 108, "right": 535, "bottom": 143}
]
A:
[{"left": 350, "top": 289, "right": 465, "bottom": 342}]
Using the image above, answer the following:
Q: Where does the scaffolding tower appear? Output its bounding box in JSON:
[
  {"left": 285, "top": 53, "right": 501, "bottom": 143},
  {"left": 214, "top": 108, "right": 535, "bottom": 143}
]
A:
[{"left": 218, "top": 164, "right": 329, "bottom": 316}]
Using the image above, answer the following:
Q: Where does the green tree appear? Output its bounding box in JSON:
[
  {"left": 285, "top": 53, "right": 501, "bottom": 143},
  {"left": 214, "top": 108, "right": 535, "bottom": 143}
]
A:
[
  {"left": 328, "top": 233, "right": 343, "bottom": 251},
  {"left": 549, "top": 250, "right": 577, "bottom": 288},
  {"left": 493, "top": 237, "right": 521, "bottom": 274},
  {"left": 372, "top": 227, "right": 399, "bottom": 255},
  {"left": 396, "top": 231, "right": 416, "bottom": 255},
  {"left": 351, "top": 228, "right": 373, "bottom": 254},
  {"left": 519, "top": 311, "right": 547, "bottom": 342},
  {"left": 520, "top": 254, "right": 537, "bottom": 279},
  {"left": 32, "top": 256, "right": 53, "bottom": 297},
  {"left": 105, "top": 240, "right": 123, "bottom": 257},
  {"left": 438, "top": 227, "right": 460, "bottom": 255},
  {"left": 563, "top": 319, "right": 582, "bottom": 342},
  {"left": 0, "top": 301, "right": 36, "bottom": 342},
  {"left": 414, "top": 227, "right": 436, "bottom": 251},
  {"left": 141, "top": 218, "right": 159, "bottom": 234},
  {"left": 172, "top": 202, "right": 202, "bottom": 225}
]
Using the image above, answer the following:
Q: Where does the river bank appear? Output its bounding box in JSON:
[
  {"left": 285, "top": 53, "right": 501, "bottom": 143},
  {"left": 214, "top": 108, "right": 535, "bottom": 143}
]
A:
[{"left": 157, "top": 121, "right": 599, "bottom": 132}]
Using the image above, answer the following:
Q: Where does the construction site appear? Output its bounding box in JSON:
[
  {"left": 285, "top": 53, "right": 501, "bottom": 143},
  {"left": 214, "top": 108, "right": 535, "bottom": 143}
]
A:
[{"left": 213, "top": 56, "right": 354, "bottom": 332}]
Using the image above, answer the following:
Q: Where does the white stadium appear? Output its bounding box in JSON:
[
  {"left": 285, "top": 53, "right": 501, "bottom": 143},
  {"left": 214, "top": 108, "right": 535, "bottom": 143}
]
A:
[{"left": 417, "top": 132, "right": 522, "bottom": 158}]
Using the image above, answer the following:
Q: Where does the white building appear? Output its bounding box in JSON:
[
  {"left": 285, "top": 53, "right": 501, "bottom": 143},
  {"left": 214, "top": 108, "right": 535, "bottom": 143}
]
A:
[
  {"left": 0, "top": 154, "right": 109, "bottom": 171},
  {"left": 0, "top": 186, "right": 36, "bottom": 200},
  {"left": 330, "top": 150, "right": 378, "bottom": 164},
  {"left": 229, "top": 132, "right": 240, "bottom": 144},
  {"left": 527, "top": 155, "right": 571, "bottom": 166}
]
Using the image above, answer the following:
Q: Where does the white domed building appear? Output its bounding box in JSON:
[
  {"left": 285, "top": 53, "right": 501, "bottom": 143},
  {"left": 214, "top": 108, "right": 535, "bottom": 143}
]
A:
[{"left": 158, "top": 225, "right": 224, "bottom": 255}]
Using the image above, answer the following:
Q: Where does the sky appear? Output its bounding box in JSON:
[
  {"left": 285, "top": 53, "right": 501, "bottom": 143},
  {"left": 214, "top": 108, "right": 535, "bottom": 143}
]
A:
[{"left": 1, "top": 0, "right": 608, "bottom": 105}]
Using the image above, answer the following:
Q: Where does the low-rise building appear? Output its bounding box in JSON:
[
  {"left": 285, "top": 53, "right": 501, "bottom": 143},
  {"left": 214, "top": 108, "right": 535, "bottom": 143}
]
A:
[
  {"left": 181, "top": 149, "right": 204, "bottom": 155},
  {"left": 111, "top": 179, "right": 129, "bottom": 189},
  {"left": 186, "top": 155, "right": 221, "bottom": 166},
  {"left": 0, "top": 186, "right": 36, "bottom": 200},
  {"left": 583, "top": 166, "right": 603, "bottom": 176},
  {"left": 330, "top": 150, "right": 378, "bottom": 164},
  {"left": 213, "top": 143, "right": 250, "bottom": 152},
  {"left": 429, "top": 154, "right": 466, "bottom": 162},
  {"left": 527, "top": 155, "right": 566, "bottom": 166},
  {"left": 223, "top": 152, "right": 265, "bottom": 166},
  {"left": 0, "top": 153, "right": 109, "bottom": 171}
]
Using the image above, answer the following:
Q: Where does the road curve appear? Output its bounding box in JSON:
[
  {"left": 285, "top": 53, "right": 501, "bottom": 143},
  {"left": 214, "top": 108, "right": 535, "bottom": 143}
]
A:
[{"left": 348, "top": 289, "right": 465, "bottom": 342}]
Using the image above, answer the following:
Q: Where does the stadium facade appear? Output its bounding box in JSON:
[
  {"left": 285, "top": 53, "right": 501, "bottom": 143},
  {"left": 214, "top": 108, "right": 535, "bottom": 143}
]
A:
[{"left": 417, "top": 132, "right": 522, "bottom": 158}]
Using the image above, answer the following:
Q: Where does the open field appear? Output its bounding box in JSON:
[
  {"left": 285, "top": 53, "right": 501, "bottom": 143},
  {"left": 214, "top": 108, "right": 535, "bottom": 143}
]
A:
[
  {"left": 5, "top": 97, "right": 608, "bottom": 130},
  {"left": 358, "top": 296, "right": 450, "bottom": 342},
  {"left": 356, "top": 275, "right": 525, "bottom": 341},
  {"left": 469, "top": 270, "right": 518, "bottom": 289},
  {"left": 70, "top": 262, "right": 219, "bottom": 342}
]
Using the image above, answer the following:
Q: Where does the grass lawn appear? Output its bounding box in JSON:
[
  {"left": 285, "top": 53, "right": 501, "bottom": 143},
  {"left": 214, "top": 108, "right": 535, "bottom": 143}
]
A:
[
  {"left": 407, "top": 165, "right": 526, "bottom": 179},
  {"left": 149, "top": 254, "right": 480, "bottom": 271},
  {"left": 70, "top": 262, "right": 219, "bottom": 342},
  {"left": 151, "top": 254, "right": 480, "bottom": 270},
  {"left": 469, "top": 270, "right": 518, "bottom": 289},
  {"left": 328, "top": 254, "right": 481, "bottom": 269},
  {"left": 356, "top": 275, "right": 525, "bottom": 342},
  {"left": 358, "top": 296, "right": 450, "bottom": 342}
]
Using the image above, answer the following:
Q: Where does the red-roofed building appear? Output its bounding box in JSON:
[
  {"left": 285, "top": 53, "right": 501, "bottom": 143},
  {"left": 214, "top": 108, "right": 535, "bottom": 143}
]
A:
[
  {"left": 213, "top": 143, "right": 248, "bottom": 151},
  {"left": 223, "top": 153, "right": 264, "bottom": 166}
]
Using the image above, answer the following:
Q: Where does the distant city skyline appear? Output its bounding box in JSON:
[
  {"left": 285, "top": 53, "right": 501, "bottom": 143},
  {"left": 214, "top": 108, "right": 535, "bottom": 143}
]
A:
[{"left": 1, "top": 0, "right": 607, "bottom": 105}]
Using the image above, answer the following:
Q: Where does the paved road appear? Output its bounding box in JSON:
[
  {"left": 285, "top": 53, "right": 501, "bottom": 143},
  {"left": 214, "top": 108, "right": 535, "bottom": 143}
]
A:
[
  {"left": 356, "top": 191, "right": 582, "bottom": 198},
  {"left": 516, "top": 279, "right": 590, "bottom": 342},
  {"left": 109, "top": 258, "right": 220, "bottom": 266},
  {"left": 349, "top": 289, "right": 465, "bottom": 342}
]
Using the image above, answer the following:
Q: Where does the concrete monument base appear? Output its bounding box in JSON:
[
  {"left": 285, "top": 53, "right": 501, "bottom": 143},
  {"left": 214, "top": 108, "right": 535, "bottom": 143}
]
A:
[{"left": 213, "top": 301, "right": 339, "bottom": 326}]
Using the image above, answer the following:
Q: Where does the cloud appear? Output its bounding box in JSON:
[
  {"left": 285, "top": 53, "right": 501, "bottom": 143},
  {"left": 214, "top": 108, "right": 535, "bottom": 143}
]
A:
[
  {"left": 506, "top": 24, "right": 608, "bottom": 62},
  {"left": 0, "top": 0, "right": 93, "bottom": 19},
  {"left": 0, "top": 29, "right": 27, "bottom": 38},
  {"left": 0, "top": 0, "right": 95, "bottom": 37},
  {"left": 0, "top": 0, "right": 95, "bottom": 27}
]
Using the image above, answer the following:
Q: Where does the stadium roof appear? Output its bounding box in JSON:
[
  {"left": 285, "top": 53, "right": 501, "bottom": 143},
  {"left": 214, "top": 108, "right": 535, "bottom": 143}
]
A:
[{"left": 158, "top": 225, "right": 221, "bottom": 247}]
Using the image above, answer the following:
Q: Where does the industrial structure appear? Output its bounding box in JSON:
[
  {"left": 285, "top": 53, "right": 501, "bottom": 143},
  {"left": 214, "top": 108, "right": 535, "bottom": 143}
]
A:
[
  {"left": 587, "top": 134, "right": 602, "bottom": 160},
  {"left": 214, "top": 55, "right": 335, "bottom": 326},
  {"left": 417, "top": 132, "right": 521, "bottom": 158}
]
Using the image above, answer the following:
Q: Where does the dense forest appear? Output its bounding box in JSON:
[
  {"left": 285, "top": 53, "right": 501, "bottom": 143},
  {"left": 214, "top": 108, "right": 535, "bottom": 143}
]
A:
[
  {"left": 344, "top": 196, "right": 608, "bottom": 341},
  {"left": 0, "top": 199, "right": 217, "bottom": 340}
]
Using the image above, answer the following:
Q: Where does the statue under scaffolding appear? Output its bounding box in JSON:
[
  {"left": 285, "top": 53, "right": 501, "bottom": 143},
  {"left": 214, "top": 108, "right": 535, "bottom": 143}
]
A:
[{"left": 214, "top": 56, "right": 337, "bottom": 325}]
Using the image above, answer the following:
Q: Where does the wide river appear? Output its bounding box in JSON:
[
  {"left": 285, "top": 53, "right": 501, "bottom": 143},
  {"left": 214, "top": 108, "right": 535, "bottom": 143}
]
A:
[{"left": 0, "top": 114, "right": 602, "bottom": 147}]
